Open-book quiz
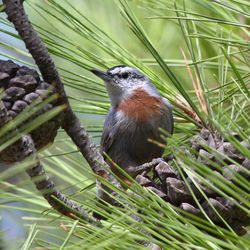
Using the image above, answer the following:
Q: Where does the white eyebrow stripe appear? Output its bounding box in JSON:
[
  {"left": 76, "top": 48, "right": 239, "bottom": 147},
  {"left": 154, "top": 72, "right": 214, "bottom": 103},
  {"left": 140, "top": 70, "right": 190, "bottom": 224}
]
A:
[{"left": 109, "top": 66, "right": 132, "bottom": 75}]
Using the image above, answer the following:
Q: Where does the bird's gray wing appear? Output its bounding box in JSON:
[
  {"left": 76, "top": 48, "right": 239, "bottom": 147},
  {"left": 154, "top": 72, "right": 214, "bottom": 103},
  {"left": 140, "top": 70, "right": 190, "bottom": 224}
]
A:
[
  {"left": 100, "top": 108, "right": 118, "bottom": 156},
  {"left": 162, "top": 97, "right": 174, "bottom": 135}
]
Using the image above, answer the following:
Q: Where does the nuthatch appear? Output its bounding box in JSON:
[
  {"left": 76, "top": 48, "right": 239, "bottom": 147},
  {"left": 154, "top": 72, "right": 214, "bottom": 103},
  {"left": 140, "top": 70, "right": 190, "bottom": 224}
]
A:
[{"left": 91, "top": 65, "right": 173, "bottom": 184}]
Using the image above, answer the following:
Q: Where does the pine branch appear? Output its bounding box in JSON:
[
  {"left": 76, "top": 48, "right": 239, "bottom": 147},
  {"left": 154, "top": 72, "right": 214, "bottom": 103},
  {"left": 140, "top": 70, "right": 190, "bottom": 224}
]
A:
[{"left": 2, "top": 0, "right": 121, "bottom": 217}]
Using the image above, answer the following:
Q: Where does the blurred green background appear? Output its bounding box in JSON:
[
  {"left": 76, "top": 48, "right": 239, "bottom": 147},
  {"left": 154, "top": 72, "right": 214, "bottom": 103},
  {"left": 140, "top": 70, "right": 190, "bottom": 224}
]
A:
[{"left": 0, "top": 0, "right": 249, "bottom": 249}]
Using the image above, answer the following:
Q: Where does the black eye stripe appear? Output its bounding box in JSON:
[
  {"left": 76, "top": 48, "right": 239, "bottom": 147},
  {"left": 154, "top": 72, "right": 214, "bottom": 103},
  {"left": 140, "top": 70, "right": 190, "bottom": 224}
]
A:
[{"left": 120, "top": 72, "right": 129, "bottom": 79}]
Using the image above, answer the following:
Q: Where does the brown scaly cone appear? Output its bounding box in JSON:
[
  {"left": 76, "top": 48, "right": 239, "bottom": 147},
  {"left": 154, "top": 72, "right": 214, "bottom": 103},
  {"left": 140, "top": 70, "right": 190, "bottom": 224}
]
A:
[
  {"left": 135, "top": 128, "right": 250, "bottom": 236},
  {"left": 0, "top": 60, "right": 63, "bottom": 162}
]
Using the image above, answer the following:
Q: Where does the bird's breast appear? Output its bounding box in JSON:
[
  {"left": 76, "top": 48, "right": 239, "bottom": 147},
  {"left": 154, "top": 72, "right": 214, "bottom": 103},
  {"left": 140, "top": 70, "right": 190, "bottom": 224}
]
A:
[{"left": 117, "top": 88, "right": 165, "bottom": 123}]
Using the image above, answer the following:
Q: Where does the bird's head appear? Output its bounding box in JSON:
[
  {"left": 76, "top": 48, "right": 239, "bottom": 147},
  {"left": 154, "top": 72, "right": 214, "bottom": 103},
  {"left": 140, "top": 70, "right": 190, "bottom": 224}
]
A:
[{"left": 91, "top": 65, "right": 157, "bottom": 106}]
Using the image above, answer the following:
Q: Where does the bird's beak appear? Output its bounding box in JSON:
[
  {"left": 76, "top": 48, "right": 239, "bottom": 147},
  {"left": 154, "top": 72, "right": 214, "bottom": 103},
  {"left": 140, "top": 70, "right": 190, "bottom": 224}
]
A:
[{"left": 90, "top": 69, "right": 112, "bottom": 81}]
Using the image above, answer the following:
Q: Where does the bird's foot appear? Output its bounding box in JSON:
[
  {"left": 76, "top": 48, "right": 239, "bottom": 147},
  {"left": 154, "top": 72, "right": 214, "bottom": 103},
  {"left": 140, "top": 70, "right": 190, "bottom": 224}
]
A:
[{"left": 128, "top": 157, "right": 165, "bottom": 174}]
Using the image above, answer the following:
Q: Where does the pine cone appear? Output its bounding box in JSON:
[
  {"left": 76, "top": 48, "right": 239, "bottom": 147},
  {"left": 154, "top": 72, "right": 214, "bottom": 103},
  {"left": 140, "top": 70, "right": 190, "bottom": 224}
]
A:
[
  {"left": 136, "top": 128, "right": 249, "bottom": 236},
  {"left": 0, "top": 60, "right": 63, "bottom": 162}
]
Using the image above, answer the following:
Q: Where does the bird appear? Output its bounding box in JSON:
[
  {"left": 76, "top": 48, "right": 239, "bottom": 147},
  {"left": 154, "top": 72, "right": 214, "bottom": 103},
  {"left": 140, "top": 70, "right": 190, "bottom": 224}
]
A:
[{"left": 91, "top": 65, "right": 173, "bottom": 185}]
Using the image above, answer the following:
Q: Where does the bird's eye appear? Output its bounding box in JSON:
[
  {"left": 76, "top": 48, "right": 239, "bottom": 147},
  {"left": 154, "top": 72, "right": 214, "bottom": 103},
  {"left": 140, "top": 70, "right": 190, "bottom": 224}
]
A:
[{"left": 121, "top": 72, "right": 129, "bottom": 79}]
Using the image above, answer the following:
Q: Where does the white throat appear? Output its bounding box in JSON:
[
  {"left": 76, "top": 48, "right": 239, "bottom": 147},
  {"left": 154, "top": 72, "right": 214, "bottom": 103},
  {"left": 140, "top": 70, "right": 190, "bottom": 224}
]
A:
[{"left": 106, "top": 82, "right": 160, "bottom": 107}]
